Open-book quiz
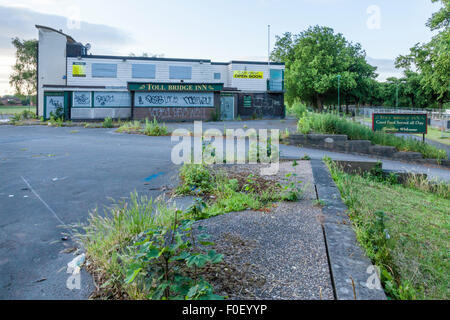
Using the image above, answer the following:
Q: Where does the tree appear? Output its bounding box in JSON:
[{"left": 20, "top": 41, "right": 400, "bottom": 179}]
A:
[
  {"left": 272, "top": 26, "right": 377, "bottom": 111},
  {"left": 396, "top": 0, "right": 449, "bottom": 109},
  {"left": 9, "top": 38, "right": 38, "bottom": 104}
]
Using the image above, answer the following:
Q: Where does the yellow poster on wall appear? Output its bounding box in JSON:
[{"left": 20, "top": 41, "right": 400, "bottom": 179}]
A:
[
  {"left": 233, "top": 71, "right": 264, "bottom": 79},
  {"left": 72, "top": 62, "right": 86, "bottom": 77}
]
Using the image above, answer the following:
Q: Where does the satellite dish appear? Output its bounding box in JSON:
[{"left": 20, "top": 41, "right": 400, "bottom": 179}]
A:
[{"left": 85, "top": 43, "right": 91, "bottom": 51}]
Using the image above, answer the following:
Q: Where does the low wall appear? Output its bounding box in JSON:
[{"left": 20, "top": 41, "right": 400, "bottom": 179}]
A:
[
  {"left": 71, "top": 108, "right": 131, "bottom": 120},
  {"left": 133, "top": 107, "right": 215, "bottom": 122},
  {"left": 287, "top": 134, "right": 450, "bottom": 167}
]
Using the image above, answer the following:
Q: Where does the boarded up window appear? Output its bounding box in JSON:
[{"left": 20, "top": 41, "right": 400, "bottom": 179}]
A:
[
  {"left": 93, "top": 92, "right": 131, "bottom": 107},
  {"left": 169, "top": 66, "right": 192, "bottom": 79},
  {"left": 214, "top": 73, "right": 221, "bottom": 80},
  {"left": 73, "top": 91, "right": 91, "bottom": 107},
  {"left": 92, "top": 63, "right": 117, "bottom": 78},
  {"left": 269, "top": 69, "right": 283, "bottom": 91},
  {"left": 132, "top": 64, "right": 156, "bottom": 79}
]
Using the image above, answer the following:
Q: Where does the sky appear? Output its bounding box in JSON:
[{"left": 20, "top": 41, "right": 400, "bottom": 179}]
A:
[{"left": 0, "top": 0, "right": 442, "bottom": 95}]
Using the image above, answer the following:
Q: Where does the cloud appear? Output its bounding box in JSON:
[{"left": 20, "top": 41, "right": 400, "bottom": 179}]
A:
[
  {"left": 0, "top": 5, "right": 135, "bottom": 94},
  {"left": 0, "top": 5, "right": 134, "bottom": 54}
]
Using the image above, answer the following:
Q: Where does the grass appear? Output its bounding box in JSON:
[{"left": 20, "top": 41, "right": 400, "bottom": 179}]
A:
[
  {"left": 116, "top": 121, "right": 143, "bottom": 133},
  {"left": 326, "top": 160, "right": 450, "bottom": 300},
  {"left": 175, "top": 163, "right": 304, "bottom": 219},
  {"left": 75, "top": 193, "right": 184, "bottom": 299},
  {"left": 143, "top": 117, "right": 168, "bottom": 136},
  {"left": 0, "top": 105, "right": 35, "bottom": 115},
  {"left": 75, "top": 162, "right": 306, "bottom": 300},
  {"left": 286, "top": 102, "right": 308, "bottom": 119},
  {"left": 418, "top": 127, "right": 450, "bottom": 146},
  {"left": 76, "top": 163, "right": 303, "bottom": 300},
  {"left": 298, "top": 112, "right": 447, "bottom": 160},
  {"left": 116, "top": 118, "right": 168, "bottom": 136},
  {"left": 9, "top": 110, "right": 38, "bottom": 123}
]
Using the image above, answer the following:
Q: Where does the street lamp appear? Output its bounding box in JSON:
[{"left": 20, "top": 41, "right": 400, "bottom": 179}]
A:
[
  {"left": 337, "top": 75, "right": 341, "bottom": 113},
  {"left": 395, "top": 80, "right": 406, "bottom": 108},
  {"left": 395, "top": 82, "right": 399, "bottom": 108}
]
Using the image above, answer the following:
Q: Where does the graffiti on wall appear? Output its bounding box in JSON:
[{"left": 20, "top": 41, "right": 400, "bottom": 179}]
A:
[
  {"left": 135, "top": 92, "right": 214, "bottom": 107},
  {"left": 135, "top": 107, "right": 213, "bottom": 120},
  {"left": 95, "top": 94, "right": 115, "bottom": 106},
  {"left": 46, "top": 96, "right": 64, "bottom": 118},
  {"left": 93, "top": 92, "right": 131, "bottom": 107},
  {"left": 73, "top": 92, "right": 91, "bottom": 107}
]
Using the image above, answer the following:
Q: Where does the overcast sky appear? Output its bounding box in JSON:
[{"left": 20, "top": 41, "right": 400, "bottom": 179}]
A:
[{"left": 0, "top": 0, "right": 441, "bottom": 95}]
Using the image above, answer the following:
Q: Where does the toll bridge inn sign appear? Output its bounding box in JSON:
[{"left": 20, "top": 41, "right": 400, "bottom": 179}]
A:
[{"left": 372, "top": 113, "right": 428, "bottom": 134}]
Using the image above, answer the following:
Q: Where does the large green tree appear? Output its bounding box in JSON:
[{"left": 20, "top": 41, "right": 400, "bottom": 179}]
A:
[
  {"left": 396, "top": 0, "right": 449, "bottom": 109},
  {"left": 9, "top": 38, "right": 38, "bottom": 102},
  {"left": 271, "top": 26, "right": 377, "bottom": 111}
]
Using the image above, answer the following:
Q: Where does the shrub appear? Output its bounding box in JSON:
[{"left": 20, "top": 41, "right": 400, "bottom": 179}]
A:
[
  {"left": 287, "top": 102, "right": 308, "bottom": 119},
  {"left": 49, "top": 104, "right": 64, "bottom": 121},
  {"left": 103, "top": 117, "right": 114, "bottom": 128},
  {"left": 124, "top": 218, "right": 224, "bottom": 300},
  {"left": 10, "top": 110, "right": 37, "bottom": 123},
  {"left": 143, "top": 117, "right": 168, "bottom": 136},
  {"left": 76, "top": 193, "right": 224, "bottom": 300},
  {"left": 176, "top": 164, "right": 214, "bottom": 195}
]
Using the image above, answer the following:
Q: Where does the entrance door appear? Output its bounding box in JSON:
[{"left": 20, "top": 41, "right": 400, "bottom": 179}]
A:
[
  {"left": 220, "top": 96, "right": 234, "bottom": 120},
  {"left": 44, "top": 92, "right": 68, "bottom": 120}
]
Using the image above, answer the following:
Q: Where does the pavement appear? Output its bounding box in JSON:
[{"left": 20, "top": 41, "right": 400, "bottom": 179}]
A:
[
  {"left": 194, "top": 162, "right": 334, "bottom": 300},
  {"left": 0, "top": 122, "right": 449, "bottom": 300},
  {"left": 0, "top": 126, "right": 179, "bottom": 299}
]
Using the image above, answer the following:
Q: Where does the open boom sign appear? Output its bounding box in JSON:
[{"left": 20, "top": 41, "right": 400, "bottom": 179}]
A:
[
  {"left": 233, "top": 71, "right": 264, "bottom": 79},
  {"left": 372, "top": 113, "right": 428, "bottom": 134}
]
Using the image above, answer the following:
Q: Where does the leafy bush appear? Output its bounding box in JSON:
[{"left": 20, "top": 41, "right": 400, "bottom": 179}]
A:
[
  {"left": 176, "top": 164, "right": 214, "bottom": 195},
  {"left": 49, "top": 104, "right": 64, "bottom": 121},
  {"left": 103, "top": 117, "right": 114, "bottom": 128},
  {"left": 124, "top": 218, "right": 224, "bottom": 300},
  {"left": 10, "top": 110, "right": 37, "bottom": 123},
  {"left": 143, "top": 117, "right": 168, "bottom": 136},
  {"left": 77, "top": 193, "right": 224, "bottom": 300},
  {"left": 287, "top": 102, "right": 308, "bottom": 119},
  {"left": 299, "top": 112, "right": 447, "bottom": 160},
  {"left": 297, "top": 117, "right": 311, "bottom": 134}
]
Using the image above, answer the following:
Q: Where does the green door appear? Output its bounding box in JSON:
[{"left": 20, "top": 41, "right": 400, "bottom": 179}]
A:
[{"left": 220, "top": 96, "right": 234, "bottom": 120}]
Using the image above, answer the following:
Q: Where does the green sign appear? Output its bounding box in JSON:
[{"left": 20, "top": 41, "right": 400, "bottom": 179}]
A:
[
  {"left": 243, "top": 95, "right": 252, "bottom": 107},
  {"left": 128, "top": 82, "right": 223, "bottom": 92},
  {"left": 372, "top": 113, "right": 428, "bottom": 134}
]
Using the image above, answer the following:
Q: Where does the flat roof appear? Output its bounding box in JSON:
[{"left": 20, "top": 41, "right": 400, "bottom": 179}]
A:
[{"left": 77, "top": 55, "right": 285, "bottom": 66}]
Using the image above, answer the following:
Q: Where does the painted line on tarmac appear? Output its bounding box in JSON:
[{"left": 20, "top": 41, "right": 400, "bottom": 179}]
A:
[
  {"left": 143, "top": 171, "right": 166, "bottom": 182},
  {"left": 20, "top": 176, "right": 70, "bottom": 231}
]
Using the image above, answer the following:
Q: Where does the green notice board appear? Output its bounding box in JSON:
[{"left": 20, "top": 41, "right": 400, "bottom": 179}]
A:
[{"left": 372, "top": 113, "right": 428, "bottom": 134}]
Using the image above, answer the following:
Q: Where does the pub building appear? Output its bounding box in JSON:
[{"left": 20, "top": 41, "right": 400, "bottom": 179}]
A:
[{"left": 36, "top": 25, "right": 286, "bottom": 122}]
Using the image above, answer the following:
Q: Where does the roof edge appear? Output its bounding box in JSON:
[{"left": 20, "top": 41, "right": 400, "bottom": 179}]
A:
[{"left": 35, "top": 25, "right": 77, "bottom": 43}]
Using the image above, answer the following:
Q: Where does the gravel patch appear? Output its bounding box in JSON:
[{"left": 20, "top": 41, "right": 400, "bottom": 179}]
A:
[{"left": 194, "top": 161, "right": 334, "bottom": 300}]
